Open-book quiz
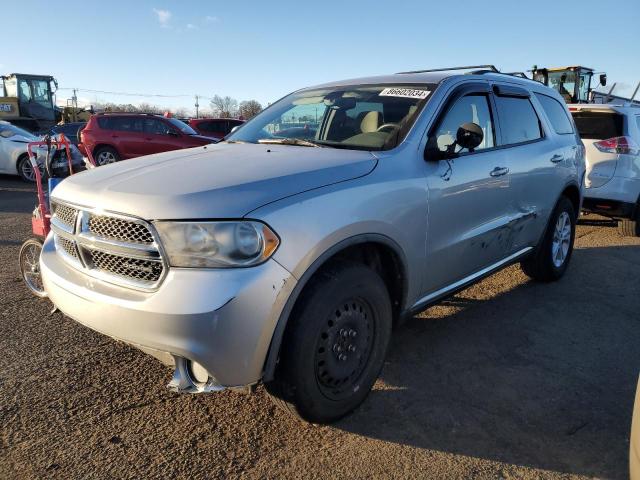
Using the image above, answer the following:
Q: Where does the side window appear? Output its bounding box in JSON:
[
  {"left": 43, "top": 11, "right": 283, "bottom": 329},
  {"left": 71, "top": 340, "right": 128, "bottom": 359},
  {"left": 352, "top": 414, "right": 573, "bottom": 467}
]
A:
[
  {"left": 535, "top": 93, "right": 574, "bottom": 135},
  {"left": 102, "top": 117, "right": 143, "bottom": 132},
  {"left": 431, "top": 94, "right": 495, "bottom": 153},
  {"left": 144, "top": 118, "right": 172, "bottom": 135},
  {"left": 636, "top": 116, "right": 640, "bottom": 132},
  {"left": 495, "top": 96, "right": 542, "bottom": 145}
]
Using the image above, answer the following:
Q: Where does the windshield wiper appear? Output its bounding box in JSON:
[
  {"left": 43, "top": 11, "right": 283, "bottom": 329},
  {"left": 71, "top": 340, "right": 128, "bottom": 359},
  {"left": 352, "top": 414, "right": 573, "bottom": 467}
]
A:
[{"left": 258, "top": 138, "right": 326, "bottom": 148}]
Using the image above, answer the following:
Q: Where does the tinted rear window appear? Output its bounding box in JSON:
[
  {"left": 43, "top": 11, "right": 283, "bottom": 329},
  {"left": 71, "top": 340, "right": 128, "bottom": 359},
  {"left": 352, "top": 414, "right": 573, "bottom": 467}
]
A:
[
  {"left": 571, "top": 111, "right": 623, "bottom": 139},
  {"left": 535, "top": 93, "right": 574, "bottom": 135},
  {"left": 495, "top": 96, "right": 542, "bottom": 145},
  {"left": 97, "top": 116, "right": 143, "bottom": 132},
  {"left": 199, "top": 121, "right": 227, "bottom": 133}
]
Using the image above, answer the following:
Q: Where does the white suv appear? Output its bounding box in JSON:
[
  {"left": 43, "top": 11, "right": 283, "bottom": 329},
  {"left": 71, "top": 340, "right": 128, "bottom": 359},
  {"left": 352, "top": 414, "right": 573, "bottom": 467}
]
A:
[{"left": 570, "top": 104, "right": 640, "bottom": 235}]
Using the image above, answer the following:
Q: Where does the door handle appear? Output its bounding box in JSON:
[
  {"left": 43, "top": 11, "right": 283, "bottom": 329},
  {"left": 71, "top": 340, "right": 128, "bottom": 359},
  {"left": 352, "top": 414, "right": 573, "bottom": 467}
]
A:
[
  {"left": 490, "top": 166, "right": 509, "bottom": 177},
  {"left": 550, "top": 154, "right": 564, "bottom": 163}
]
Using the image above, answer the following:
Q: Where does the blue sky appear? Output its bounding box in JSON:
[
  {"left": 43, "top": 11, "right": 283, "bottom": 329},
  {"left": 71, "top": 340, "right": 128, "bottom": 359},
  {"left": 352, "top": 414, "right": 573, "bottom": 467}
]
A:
[{"left": 3, "top": 0, "right": 639, "bottom": 114}]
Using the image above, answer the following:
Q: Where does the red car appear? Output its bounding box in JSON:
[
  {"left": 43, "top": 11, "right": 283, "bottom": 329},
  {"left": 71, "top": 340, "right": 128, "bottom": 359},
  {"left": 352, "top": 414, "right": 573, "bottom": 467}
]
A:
[
  {"left": 80, "top": 113, "right": 214, "bottom": 165},
  {"left": 188, "top": 118, "right": 245, "bottom": 140}
]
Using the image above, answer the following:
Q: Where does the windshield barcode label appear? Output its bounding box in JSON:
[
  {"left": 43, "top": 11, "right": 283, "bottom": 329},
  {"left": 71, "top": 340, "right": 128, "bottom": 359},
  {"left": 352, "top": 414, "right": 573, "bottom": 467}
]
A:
[{"left": 379, "top": 88, "right": 430, "bottom": 99}]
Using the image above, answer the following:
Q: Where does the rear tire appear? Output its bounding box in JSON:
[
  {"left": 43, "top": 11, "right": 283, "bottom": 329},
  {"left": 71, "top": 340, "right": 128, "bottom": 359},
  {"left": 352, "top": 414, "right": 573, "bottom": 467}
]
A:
[
  {"left": 19, "top": 237, "right": 47, "bottom": 298},
  {"left": 521, "top": 196, "right": 576, "bottom": 282},
  {"left": 266, "top": 262, "right": 392, "bottom": 424},
  {"left": 618, "top": 210, "right": 640, "bottom": 237},
  {"left": 94, "top": 146, "right": 119, "bottom": 166}
]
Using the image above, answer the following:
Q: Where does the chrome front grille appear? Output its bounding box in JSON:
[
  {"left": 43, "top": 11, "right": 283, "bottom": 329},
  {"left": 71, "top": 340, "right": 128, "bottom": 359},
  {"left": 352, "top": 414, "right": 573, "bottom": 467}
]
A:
[
  {"left": 52, "top": 202, "right": 77, "bottom": 230},
  {"left": 89, "top": 250, "right": 163, "bottom": 282},
  {"left": 56, "top": 235, "right": 79, "bottom": 260},
  {"left": 50, "top": 202, "right": 166, "bottom": 290},
  {"left": 88, "top": 215, "right": 154, "bottom": 244}
]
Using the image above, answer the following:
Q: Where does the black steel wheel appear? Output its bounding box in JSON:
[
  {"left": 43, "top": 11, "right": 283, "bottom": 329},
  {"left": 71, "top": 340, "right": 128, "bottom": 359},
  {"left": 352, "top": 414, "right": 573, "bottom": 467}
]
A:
[
  {"left": 266, "top": 261, "right": 392, "bottom": 423},
  {"left": 314, "top": 299, "right": 375, "bottom": 401}
]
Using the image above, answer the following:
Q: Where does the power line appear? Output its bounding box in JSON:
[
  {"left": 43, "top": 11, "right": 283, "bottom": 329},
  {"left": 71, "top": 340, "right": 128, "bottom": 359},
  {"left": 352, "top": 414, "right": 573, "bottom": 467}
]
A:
[{"left": 57, "top": 87, "right": 198, "bottom": 98}]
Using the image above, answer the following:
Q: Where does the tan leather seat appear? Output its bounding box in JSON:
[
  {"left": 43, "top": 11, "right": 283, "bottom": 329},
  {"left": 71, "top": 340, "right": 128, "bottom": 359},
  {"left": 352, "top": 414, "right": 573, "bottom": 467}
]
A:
[{"left": 358, "top": 111, "right": 382, "bottom": 133}]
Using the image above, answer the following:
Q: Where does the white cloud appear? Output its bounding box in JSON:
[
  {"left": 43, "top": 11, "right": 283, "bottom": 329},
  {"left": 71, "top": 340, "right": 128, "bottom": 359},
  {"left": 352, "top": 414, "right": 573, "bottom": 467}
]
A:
[
  {"left": 204, "top": 15, "right": 219, "bottom": 23},
  {"left": 186, "top": 23, "right": 197, "bottom": 30},
  {"left": 153, "top": 8, "right": 172, "bottom": 27}
]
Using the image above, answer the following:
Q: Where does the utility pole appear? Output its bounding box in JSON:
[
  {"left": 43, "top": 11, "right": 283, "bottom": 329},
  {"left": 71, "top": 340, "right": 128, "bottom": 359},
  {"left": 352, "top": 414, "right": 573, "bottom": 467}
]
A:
[
  {"left": 195, "top": 95, "right": 199, "bottom": 119},
  {"left": 72, "top": 88, "right": 78, "bottom": 122}
]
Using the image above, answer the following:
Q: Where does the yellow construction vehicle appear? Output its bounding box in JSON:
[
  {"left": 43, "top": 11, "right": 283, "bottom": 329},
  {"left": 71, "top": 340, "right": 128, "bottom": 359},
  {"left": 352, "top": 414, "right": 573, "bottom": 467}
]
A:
[
  {"left": 0, "top": 73, "right": 60, "bottom": 132},
  {"left": 531, "top": 66, "right": 607, "bottom": 103}
]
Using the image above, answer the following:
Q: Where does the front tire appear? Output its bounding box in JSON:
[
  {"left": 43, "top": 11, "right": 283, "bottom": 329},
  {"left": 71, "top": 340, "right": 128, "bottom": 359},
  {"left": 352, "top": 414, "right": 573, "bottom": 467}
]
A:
[
  {"left": 521, "top": 196, "right": 576, "bottom": 282},
  {"left": 17, "top": 155, "right": 38, "bottom": 183},
  {"left": 19, "top": 237, "right": 47, "bottom": 298},
  {"left": 266, "top": 262, "right": 392, "bottom": 424}
]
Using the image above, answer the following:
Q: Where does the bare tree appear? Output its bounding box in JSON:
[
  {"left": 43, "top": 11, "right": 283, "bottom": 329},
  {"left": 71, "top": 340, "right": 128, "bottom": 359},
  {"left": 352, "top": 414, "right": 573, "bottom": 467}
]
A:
[
  {"left": 210, "top": 95, "right": 238, "bottom": 118},
  {"left": 238, "top": 100, "right": 262, "bottom": 120},
  {"left": 173, "top": 107, "right": 191, "bottom": 118},
  {"left": 138, "top": 102, "right": 164, "bottom": 114}
]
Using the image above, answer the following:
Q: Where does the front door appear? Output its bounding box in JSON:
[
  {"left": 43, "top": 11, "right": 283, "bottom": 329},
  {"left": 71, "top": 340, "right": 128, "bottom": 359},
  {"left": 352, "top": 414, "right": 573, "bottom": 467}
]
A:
[{"left": 423, "top": 86, "right": 512, "bottom": 294}]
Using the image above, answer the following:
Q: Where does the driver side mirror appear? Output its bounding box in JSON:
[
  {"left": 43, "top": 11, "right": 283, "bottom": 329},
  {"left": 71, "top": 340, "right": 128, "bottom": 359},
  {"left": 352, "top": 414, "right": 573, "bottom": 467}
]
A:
[
  {"left": 456, "top": 122, "right": 483, "bottom": 151},
  {"left": 167, "top": 130, "right": 179, "bottom": 137},
  {"left": 424, "top": 122, "right": 484, "bottom": 161}
]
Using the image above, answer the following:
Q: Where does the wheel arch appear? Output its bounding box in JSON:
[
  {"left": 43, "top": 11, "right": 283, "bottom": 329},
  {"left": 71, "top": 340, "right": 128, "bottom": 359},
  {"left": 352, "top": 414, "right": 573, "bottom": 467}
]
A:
[
  {"left": 92, "top": 143, "right": 120, "bottom": 158},
  {"left": 561, "top": 182, "right": 581, "bottom": 219},
  {"left": 262, "top": 233, "right": 408, "bottom": 382}
]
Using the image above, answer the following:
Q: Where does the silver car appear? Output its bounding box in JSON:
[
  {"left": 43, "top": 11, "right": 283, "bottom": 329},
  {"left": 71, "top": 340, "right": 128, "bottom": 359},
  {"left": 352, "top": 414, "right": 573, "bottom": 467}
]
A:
[
  {"left": 0, "top": 120, "right": 39, "bottom": 181},
  {"left": 40, "top": 69, "right": 585, "bottom": 423},
  {"left": 570, "top": 104, "right": 640, "bottom": 236}
]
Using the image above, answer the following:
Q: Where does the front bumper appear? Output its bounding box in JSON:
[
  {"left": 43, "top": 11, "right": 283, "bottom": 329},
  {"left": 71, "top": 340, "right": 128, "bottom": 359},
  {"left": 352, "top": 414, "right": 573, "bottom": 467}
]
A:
[{"left": 40, "top": 233, "right": 296, "bottom": 387}]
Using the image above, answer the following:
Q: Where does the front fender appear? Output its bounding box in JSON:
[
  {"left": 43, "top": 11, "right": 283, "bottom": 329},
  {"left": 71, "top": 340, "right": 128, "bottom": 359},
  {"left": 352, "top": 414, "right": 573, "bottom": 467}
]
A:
[{"left": 247, "top": 174, "right": 428, "bottom": 381}]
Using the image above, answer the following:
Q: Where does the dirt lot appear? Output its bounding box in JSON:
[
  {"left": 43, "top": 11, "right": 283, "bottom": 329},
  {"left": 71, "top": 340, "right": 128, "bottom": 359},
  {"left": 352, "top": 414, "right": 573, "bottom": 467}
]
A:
[{"left": 1, "top": 174, "right": 639, "bottom": 480}]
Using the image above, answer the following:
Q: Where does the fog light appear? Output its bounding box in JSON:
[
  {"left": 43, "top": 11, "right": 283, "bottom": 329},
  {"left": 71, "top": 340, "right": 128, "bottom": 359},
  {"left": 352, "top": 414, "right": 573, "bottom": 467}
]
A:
[{"left": 188, "top": 361, "right": 209, "bottom": 384}]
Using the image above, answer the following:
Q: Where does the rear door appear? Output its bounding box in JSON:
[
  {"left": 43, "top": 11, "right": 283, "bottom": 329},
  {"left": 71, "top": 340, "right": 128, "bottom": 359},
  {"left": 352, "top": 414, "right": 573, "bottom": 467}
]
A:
[
  {"left": 491, "top": 85, "right": 571, "bottom": 251},
  {"left": 107, "top": 116, "right": 146, "bottom": 158},
  {"left": 423, "top": 82, "right": 513, "bottom": 293}
]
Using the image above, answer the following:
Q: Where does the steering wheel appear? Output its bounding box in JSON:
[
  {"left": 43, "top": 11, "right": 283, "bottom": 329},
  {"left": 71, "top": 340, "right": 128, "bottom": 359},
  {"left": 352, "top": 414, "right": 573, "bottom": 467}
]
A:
[{"left": 376, "top": 123, "right": 399, "bottom": 133}]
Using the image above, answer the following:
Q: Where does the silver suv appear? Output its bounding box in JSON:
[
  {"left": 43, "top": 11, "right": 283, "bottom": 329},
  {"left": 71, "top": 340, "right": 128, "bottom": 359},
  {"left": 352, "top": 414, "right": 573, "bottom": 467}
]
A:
[
  {"left": 40, "top": 68, "right": 585, "bottom": 423},
  {"left": 569, "top": 104, "right": 640, "bottom": 236}
]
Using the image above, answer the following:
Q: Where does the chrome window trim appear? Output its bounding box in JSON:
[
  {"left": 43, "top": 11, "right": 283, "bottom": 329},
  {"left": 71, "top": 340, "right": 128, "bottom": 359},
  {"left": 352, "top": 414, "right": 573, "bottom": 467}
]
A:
[{"left": 50, "top": 199, "right": 168, "bottom": 291}]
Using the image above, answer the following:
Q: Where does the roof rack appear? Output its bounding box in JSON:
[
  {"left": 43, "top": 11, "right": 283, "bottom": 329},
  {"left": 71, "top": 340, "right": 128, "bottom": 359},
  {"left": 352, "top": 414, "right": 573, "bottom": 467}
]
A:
[
  {"left": 95, "top": 112, "right": 162, "bottom": 116},
  {"left": 396, "top": 65, "right": 498, "bottom": 74},
  {"left": 503, "top": 72, "right": 529, "bottom": 78}
]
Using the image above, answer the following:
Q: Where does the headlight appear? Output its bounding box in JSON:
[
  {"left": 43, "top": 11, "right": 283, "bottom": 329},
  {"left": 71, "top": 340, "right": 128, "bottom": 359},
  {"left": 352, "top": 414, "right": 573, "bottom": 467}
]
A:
[{"left": 154, "top": 221, "right": 279, "bottom": 268}]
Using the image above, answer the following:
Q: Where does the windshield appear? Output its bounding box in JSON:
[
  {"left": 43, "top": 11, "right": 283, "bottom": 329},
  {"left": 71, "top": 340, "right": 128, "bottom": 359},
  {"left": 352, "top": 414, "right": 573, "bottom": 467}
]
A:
[
  {"left": 227, "top": 84, "right": 435, "bottom": 150},
  {"left": 548, "top": 71, "right": 577, "bottom": 102},
  {"left": 166, "top": 117, "right": 198, "bottom": 135},
  {"left": 0, "top": 123, "right": 35, "bottom": 139}
]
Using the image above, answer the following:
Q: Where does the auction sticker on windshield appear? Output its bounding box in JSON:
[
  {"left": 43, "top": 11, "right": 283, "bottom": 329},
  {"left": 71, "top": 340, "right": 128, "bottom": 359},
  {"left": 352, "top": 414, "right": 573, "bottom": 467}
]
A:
[{"left": 379, "top": 88, "right": 430, "bottom": 99}]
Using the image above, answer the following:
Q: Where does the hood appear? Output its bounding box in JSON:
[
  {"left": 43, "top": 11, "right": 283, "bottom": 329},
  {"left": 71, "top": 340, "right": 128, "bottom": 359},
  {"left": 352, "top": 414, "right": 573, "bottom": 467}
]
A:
[
  {"left": 187, "top": 134, "right": 219, "bottom": 144},
  {"left": 8, "top": 134, "right": 36, "bottom": 143},
  {"left": 52, "top": 142, "right": 377, "bottom": 219}
]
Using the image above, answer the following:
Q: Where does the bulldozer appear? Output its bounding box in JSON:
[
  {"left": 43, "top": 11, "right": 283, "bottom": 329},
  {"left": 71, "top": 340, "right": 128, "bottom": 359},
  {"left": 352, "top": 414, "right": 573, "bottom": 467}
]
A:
[{"left": 0, "top": 73, "right": 60, "bottom": 132}]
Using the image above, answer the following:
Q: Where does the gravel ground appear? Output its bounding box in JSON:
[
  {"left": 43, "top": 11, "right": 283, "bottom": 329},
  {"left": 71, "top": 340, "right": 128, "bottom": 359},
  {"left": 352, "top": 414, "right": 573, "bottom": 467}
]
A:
[{"left": 1, "top": 174, "right": 639, "bottom": 480}]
